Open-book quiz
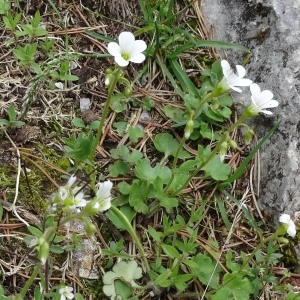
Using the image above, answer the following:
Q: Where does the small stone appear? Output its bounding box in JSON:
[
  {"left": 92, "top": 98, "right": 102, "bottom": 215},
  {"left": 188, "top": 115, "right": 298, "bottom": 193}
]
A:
[
  {"left": 81, "top": 109, "right": 98, "bottom": 124},
  {"left": 14, "top": 125, "right": 42, "bottom": 144}
]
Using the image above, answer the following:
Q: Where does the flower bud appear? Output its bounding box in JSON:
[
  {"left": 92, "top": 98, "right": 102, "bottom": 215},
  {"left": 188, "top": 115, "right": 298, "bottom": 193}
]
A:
[
  {"left": 124, "top": 85, "right": 132, "bottom": 98},
  {"left": 277, "top": 237, "right": 290, "bottom": 244},
  {"left": 242, "top": 104, "right": 259, "bottom": 118},
  {"left": 276, "top": 224, "right": 289, "bottom": 236},
  {"left": 105, "top": 74, "right": 113, "bottom": 87},
  {"left": 105, "top": 68, "right": 113, "bottom": 75},
  {"left": 84, "top": 222, "right": 97, "bottom": 236},
  {"left": 228, "top": 139, "right": 237, "bottom": 149},
  {"left": 38, "top": 237, "right": 49, "bottom": 265},
  {"left": 244, "top": 129, "right": 254, "bottom": 144},
  {"left": 83, "top": 200, "right": 101, "bottom": 216},
  {"left": 184, "top": 120, "right": 194, "bottom": 140},
  {"left": 219, "top": 142, "right": 228, "bottom": 162}
]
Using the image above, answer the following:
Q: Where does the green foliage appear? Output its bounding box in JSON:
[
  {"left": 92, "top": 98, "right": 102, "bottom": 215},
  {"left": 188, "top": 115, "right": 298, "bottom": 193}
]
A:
[
  {"left": 17, "top": 11, "right": 48, "bottom": 39},
  {"left": 0, "top": 0, "right": 10, "bottom": 15},
  {"left": 0, "top": 1, "right": 290, "bottom": 299},
  {"left": 13, "top": 43, "right": 38, "bottom": 65},
  {"left": 50, "top": 60, "right": 78, "bottom": 81},
  {"left": 102, "top": 260, "right": 143, "bottom": 299},
  {"left": 3, "top": 12, "right": 21, "bottom": 31},
  {"left": 0, "top": 104, "right": 25, "bottom": 128},
  {"left": 63, "top": 132, "right": 95, "bottom": 165},
  {"left": 154, "top": 132, "right": 190, "bottom": 159}
]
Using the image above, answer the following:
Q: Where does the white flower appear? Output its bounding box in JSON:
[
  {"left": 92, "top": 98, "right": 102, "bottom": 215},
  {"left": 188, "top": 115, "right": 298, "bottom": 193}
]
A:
[
  {"left": 58, "top": 187, "right": 68, "bottom": 201},
  {"left": 107, "top": 31, "right": 147, "bottom": 67},
  {"left": 279, "top": 213, "right": 296, "bottom": 237},
  {"left": 96, "top": 180, "right": 113, "bottom": 211},
  {"left": 59, "top": 286, "right": 74, "bottom": 300},
  {"left": 250, "top": 83, "right": 279, "bottom": 115},
  {"left": 66, "top": 175, "right": 77, "bottom": 187},
  {"left": 220, "top": 60, "right": 252, "bottom": 92},
  {"left": 71, "top": 191, "right": 87, "bottom": 208}
]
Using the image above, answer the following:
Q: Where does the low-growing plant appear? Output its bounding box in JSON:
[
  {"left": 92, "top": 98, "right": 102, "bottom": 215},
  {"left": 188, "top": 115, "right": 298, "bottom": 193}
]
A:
[{"left": 0, "top": 1, "right": 298, "bottom": 299}]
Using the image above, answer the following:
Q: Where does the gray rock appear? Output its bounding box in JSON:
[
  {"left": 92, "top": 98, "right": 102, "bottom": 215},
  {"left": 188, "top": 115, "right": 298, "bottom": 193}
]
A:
[{"left": 202, "top": 0, "right": 300, "bottom": 219}]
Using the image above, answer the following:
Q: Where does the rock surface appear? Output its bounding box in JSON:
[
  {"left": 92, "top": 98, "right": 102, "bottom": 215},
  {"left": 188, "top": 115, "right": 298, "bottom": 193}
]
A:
[{"left": 202, "top": 0, "right": 300, "bottom": 220}]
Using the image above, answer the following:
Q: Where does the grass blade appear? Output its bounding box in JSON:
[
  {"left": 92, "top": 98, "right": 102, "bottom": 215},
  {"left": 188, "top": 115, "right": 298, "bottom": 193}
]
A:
[
  {"left": 168, "top": 41, "right": 250, "bottom": 59},
  {"left": 219, "top": 121, "right": 280, "bottom": 189}
]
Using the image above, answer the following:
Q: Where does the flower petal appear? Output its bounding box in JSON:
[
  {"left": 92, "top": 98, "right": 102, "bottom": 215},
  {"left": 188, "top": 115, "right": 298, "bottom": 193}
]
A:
[
  {"left": 67, "top": 175, "right": 77, "bottom": 187},
  {"left": 259, "top": 109, "right": 273, "bottom": 115},
  {"left": 96, "top": 180, "right": 113, "bottom": 200},
  {"left": 250, "top": 83, "right": 261, "bottom": 95},
  {"left": 230, "top": 86, "right": 242, "bottom": 93},
  {"left": 129, "top": 53, "right": 146, "bottom": 63},
  {"left": 107, "top": 42, "right": 121, "bottom": 57},
  {"left": 221, "top": 60, "right": 231, "bottom": 76},
  {"left": 261, "top": 99, "right": 279, "bottom": 108},
  {"left": 131, "top": 40, "right": 147, "bottom": 56},
  {"left": 114, "top": 56, "right": 129, "bottom": 67},
  {"left": 279, "top": 213, "right": 291, "bottom": 224},
  {"left": 260, "top": 90, "right": 274, "bottom": 102},
  {"left": 118, "top": 31, "right": 135, "bottom": 52},
  {"left": 236, "top": 65, "right": 246, "bottom": 78},
  {"left": 235, "top": 78, "right": 253, "bottom": 86},
  {"left": 287, "top": 222, "right": 296, "bottom": 237}
]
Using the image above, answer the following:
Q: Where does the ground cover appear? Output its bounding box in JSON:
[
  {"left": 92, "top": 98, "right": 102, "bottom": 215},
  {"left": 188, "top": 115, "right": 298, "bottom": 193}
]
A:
[{"left": 0, "top": 0, "right": 299, "bottom": 299}]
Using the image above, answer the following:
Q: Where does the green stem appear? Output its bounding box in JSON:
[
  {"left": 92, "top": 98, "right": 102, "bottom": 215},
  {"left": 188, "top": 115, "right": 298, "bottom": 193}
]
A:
[
  {"left": 206, "top": 232, "right": 279, "bottom": 297},
  {"left": 19, "top": 264, "right": 40, "bottom": 298},
  {"left": 170, "top": 115, "right": 248, "bottom": 196},
  {"left": 110, "top": 205, "right": 151, "bottom": 274},
  {"left": 88, "top": 67, "right": 122, "bottom": 162},
  {"left": 164, "top": 137, "right": 186, "bottom": 192}
]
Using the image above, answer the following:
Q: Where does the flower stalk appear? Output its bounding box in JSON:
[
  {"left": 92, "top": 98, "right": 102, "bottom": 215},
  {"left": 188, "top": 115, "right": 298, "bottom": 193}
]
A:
[
  {"left": 89, "top": 67, "right": 122, "bottom": 163},
  {"left": 110, "top": 205, "right": 151, "bottom": 275}
]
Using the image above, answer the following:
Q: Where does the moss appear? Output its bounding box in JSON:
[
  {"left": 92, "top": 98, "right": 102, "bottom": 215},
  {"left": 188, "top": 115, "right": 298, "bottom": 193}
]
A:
[{"left": 0, "top": 142, "right": 70, "bottom": 212}]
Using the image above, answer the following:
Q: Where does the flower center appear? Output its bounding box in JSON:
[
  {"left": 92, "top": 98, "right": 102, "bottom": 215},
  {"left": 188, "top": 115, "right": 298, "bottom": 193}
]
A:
[{"left": 121, "top": 51, "right": 130, "bottom": 61}]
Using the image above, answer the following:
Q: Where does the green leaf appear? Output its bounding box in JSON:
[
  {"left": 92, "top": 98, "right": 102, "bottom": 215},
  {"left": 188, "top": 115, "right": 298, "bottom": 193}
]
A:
[
  {"left": 169, "top": 59, "right": 199, "bottom": 96},
  {"left": 49, "top": 244, "right": 64, "bottom": 254},
  {"left": 153, "top": 133, "right": 190, "bottom": 159},
  {"left": 0, "top": 0, "right": 10, "bottom": 14},
  {"left": 107, "top": 205, "right": 136, "bottom": 230},
  {"left": 74, "top": 294, "right": 85, "bottom": 300},
  {"left": 286, "top": 291, "right": 300, "bottom": 300},
  {"left": 34, "top": 286, "right": 42, "bottom": 299},
  {"left": 225, "top": 251, "right": 241, "bottom": 272},
  {"left": 212, "top": 272, "right": 254, "bottom": 300},
  {"left": 128, "top": 126, "right": 144, "bottom": 143},
  {"left": 219, "top": 122, "right": 280, "bottom": 188},
  {"left": 190, "top": 253, "right": 221, "bottom": 288},
  {"left": 7, "top": 104, "right": 17, "bottom": 121},
  {"left": 103, "top": 260, "right": 143, "bottom": 299},
  {"left": 84, "top": 30, "right": 115, "bottom": 43},
  {"left": 0, "top": 203, "right": 3, "bottom": 221},
  {"left": 128, "top": 180, "right": 149, "bottom": 213},
  {"left": 72, "top": 117, "right": 86, "bottom": 128},
  {"left": 162, "top": 244, "right": 181, "bottom": 260},
  {"left": 27, "top": 226, "right": 43, "bottom": 237},
  {"left": 168, "top": 40, "right": 249, "bottom": 59},
  {"left": 202, "top": 155, "right": 231, "bottom": 181},
  {"left": 109, "top": 160, "right": 130, "bottom": 177},
  {"left": 148, "top": 226, "right": 164, "bottom": 243},
  {"left": 173, "top": 274, "right": 194, "bottom": 291},
  {"left": 159, "top": 195, "right": 178, "bottom": 209},
  {"left": 216, "top": 195, "right": 231, "bottom": 229},
  {"left": 154, "top": 269, "right": 173, "bottom": 288},
  {"left": 118, "top": 181, "right": 132, "bottom": 195},
  {"left": 163, "top": 105, "right": 185, "bottom": 124},
  {"left": 0, "top": 119, "right": 9, "bottom": 126},
  {"left": 111, "top": 93, "right": 128, "bottom": 113}
]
